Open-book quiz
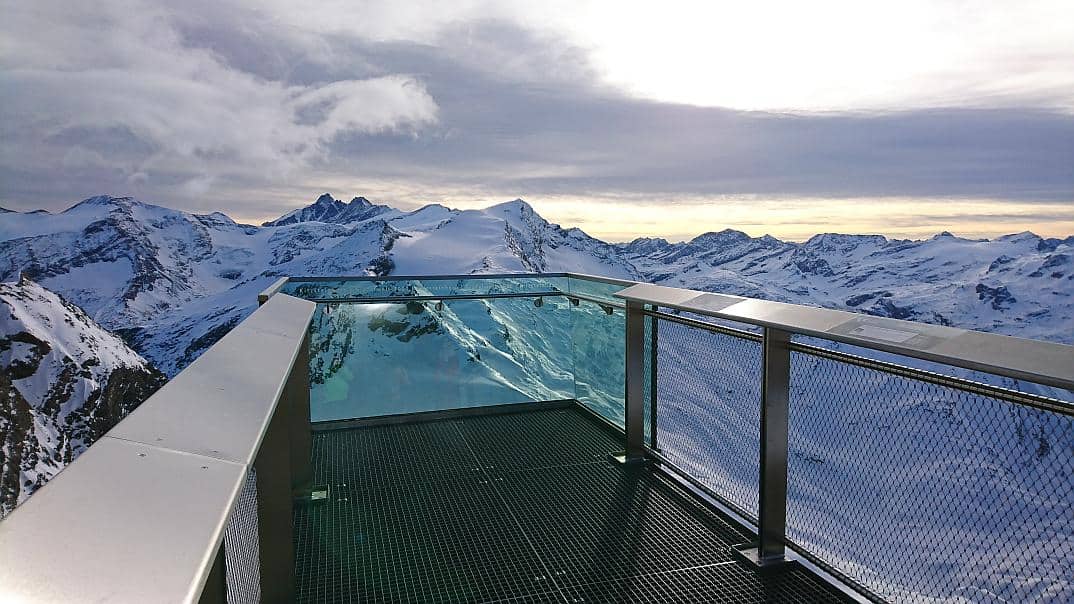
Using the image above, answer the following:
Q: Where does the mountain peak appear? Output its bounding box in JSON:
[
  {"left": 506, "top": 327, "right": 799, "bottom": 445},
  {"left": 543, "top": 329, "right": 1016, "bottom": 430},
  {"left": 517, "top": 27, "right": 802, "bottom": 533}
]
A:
[
  {"left": 262, "top": 193, "right": 390, "bottom": 227},
  {"left": 64, "top": 195, "right": 133, "bottom": 212},
  {"left": 995, "top": 231, "right": 1041, "bottom": 243},
  {"left": 802, "top": 233, "right": 888, "bottom": 251},
  {"left": 689, "top": 229, "right": 751, "bottom": 246},
  {"left": 488, "top": 198, "right": 534, "bottom": 214}
]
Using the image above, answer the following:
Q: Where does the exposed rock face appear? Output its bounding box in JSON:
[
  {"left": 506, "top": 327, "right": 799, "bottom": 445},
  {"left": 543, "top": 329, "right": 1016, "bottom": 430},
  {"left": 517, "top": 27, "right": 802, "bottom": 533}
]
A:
[
  {"left": 0, "top": 278, "right": 166, "bottom": 517},
  {"left": 261, "top": 193, "right": 392, "bottom": 227}
]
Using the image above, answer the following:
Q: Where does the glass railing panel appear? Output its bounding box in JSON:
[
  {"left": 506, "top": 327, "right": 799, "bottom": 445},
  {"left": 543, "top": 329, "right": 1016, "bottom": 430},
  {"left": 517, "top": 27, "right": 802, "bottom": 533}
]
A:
[
  {"left": 308, "top": 295, "right": 574, "bottom": 421},
  {"left": 566, "top": 275, "right": 633, "bottom": 304},
  {"left": 282, "top": 276, "right": 568, "bottom": 301},
  {"left": 570, "top": 300, "right": 626, "bottom": 427}
]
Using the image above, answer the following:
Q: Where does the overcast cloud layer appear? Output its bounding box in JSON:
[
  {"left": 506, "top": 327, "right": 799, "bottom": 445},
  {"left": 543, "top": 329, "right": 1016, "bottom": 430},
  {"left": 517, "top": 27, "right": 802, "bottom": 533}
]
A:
[{"left": 1, "top": 1, "right": 1072, "bottom": 239}]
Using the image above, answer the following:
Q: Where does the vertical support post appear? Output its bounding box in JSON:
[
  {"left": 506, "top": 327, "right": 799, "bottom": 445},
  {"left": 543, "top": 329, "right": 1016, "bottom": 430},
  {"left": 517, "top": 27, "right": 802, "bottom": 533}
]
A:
[
  {"left": 253, "top": 399, "right": 295, "bottom": 601},
  {"left": 613, "top": 300, "right": 647, "bottom": 464},
  {"left": 648, "top": 306, "right": 659, "bottom": 450},
  {"left": 733, "top": 326, "right": 792, "bottom": 567},
  {"left": 747, "top": 326, "right": 793, "bottom": 567},
  {"left": 287, "top": 332, "right": 312, "bottom": 494}
]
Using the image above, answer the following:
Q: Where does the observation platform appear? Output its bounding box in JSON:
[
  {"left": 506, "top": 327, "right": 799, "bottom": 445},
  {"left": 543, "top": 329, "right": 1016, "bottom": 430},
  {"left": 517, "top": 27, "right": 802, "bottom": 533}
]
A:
[
  {"left": 294, "top": 404, "right": 850, "bottom": 603},
  {"left": 2, "top": 272, "right": 1070, "bottom": 603}
]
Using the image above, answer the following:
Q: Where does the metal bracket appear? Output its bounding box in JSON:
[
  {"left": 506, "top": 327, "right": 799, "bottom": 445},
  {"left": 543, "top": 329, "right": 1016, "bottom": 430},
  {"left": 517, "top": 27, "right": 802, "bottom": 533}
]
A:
[{"left": 294, "top": 484, "right": 330, "bottom": 506}]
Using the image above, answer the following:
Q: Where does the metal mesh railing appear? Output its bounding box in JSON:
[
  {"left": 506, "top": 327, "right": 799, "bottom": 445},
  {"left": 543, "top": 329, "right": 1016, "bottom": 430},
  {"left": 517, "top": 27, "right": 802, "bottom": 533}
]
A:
[
  {"left": 223, "top": 468, "right": 261, "bottom": 603},
  {"left": 787, "top": 346, "right": 1074, "bottom": 603},
  {"left": 644, "top": 309, "right": 1074, "bottom": 603},
  {"left": 649, "top": 313, "right": 763, "bottom": 521}
]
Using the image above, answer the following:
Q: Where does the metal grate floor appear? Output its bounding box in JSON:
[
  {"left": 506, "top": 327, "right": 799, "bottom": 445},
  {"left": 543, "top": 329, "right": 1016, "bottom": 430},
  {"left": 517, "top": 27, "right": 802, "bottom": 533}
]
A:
[{"left": 293, "top": 405, "right": 853, "bottom": 603}]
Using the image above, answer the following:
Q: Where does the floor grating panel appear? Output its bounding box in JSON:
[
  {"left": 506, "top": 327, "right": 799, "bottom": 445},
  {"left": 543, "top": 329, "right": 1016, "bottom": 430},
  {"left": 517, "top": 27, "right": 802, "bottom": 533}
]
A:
[
  {"left": 294, "top": 405, "right": 854, "bottom": 603},
  {"left": 454, "top": 407, "right": 621, "bottom": 473},
  {"left": 496, "top": 461, "right": 750, "bottom": 588},
  {"left": 561, "top": 563, "right": 849, "bottom": 604}
]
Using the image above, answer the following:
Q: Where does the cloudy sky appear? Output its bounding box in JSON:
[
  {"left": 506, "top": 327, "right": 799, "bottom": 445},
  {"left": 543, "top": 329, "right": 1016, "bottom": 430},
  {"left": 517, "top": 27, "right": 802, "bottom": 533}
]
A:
[{"left": 1, "top": 1, "right": 1072, "bottom": 241}]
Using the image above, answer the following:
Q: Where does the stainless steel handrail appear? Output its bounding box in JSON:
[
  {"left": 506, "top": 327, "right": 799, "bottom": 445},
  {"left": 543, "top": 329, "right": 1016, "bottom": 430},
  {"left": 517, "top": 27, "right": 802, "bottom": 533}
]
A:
[
  {"left": 284, "top": 272, "right": 571, "bottom": 282},
  {"left": 0, "top": 293, "right": 317, "bottom": 603},
  {"left": 257, "top": 276, "right": 290, "bottom": 305},
  {"left": 641, "top": 307, "right": 1072, "bottom": 415},
  {"left": 617, "top": 282, "right": 1074, "bottom": 392}
]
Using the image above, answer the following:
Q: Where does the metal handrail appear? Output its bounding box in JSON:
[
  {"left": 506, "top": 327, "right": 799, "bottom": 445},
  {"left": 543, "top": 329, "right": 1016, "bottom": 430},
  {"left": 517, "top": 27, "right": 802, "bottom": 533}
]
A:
[
  {"left": 257, "top": 276, "right": 290, "bottom": 305},
  {"left": 284, "top": 272, "right": 571, "bottom": 282},
  {"left": 289, "top": 270, "right": 1072, "bottom": 408},
  {"left": 789, "top": 340, "right": 1073, "bottom": 415},
  {"left": 617, "top": 282, "right": 1074, "bottom": 392},
  {"left": 283, "top": 271, "right": 638, "bottom": 286},
  {"left": 642, "top": 307, "right": 1072, "bottom": 415},
  {"left": 0, "top": 293, "right": 317, "bottom": 603}
]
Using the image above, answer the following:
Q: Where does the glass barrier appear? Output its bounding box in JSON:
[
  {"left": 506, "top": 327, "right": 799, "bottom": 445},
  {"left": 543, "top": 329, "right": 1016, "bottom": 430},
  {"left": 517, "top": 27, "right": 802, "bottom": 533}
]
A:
[
  {"left": 307, "top": 295, "right": 574, "bottom": 420},
  {"left": 283, "top": 276, "right": 568, "bottom": 301},
  {"left": 566, "top": 276, "right": 630, "bottom": 303},
  {"left": 570, "top": 301, "right": 626, "bottom": 427}
]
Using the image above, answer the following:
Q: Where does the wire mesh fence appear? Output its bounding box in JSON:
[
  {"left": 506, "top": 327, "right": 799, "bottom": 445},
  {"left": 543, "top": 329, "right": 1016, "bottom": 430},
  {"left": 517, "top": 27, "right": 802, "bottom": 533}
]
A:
[
  {"left": 223, "top": 467, "right": 261, "bottom": 604},
  {"left": 646, "top": 308, "right": 1074, "bottom": 603},
  {"left": 787, "top": 346, "right": 1074, "bottom": 603},
  {"left": 649, "top": 313, "right": 763, "bottom": 521}
]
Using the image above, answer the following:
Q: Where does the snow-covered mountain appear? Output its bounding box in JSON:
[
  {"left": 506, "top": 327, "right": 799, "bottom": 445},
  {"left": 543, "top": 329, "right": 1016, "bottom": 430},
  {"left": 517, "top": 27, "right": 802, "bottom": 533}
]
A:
[
  {"left": 0, "top": 277, "right": 165, "bottom": 517},
  {"left": 618, "top": 228, "right": 1074, "bottom": 343},
  {"left": 0, "top": 194, "right": 1070, "bottom": 379},
  {"left": 0, "top": 194, "right": 637, "bottom": 375},
  {"left": 261, "top": 193, "right": 392, "bottom": 227}
]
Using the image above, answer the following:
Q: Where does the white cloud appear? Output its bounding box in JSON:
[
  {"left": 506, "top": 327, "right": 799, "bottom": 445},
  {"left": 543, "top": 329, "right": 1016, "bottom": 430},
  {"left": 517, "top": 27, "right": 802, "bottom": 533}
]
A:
[
  {"left": 0, "top": 0, "right": 1070, "bottom": 231},
  {"left": 191, "top": 0, "right": 1074, "bottom": 112},
  {"left": 553, "top": 0, "right": 1074, "bottom": 112},
  {"left": 0, "top": 0, "right": 439, "bottom": 193}
]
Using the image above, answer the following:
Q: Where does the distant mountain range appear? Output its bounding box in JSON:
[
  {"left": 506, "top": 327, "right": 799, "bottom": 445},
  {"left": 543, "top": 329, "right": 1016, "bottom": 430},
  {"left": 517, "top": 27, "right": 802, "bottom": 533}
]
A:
[
  {"left": 1, "top": 193, "right": 1071, "bottom": 512},
  {"left": 1, "top": 193, "right": 1070, "bottom": 376}
]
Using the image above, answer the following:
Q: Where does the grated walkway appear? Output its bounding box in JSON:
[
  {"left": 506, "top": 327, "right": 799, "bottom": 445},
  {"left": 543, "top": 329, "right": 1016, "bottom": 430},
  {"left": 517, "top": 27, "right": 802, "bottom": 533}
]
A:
[{"left": 293, "top": 405, "right": 852, "bottom": 603}]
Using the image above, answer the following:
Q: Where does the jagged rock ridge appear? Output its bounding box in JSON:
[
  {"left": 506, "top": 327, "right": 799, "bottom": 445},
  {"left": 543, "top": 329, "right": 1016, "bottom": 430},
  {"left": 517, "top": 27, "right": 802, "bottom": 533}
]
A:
[{"left": 0, "top": 278, "right": 166, "bottom": 516}]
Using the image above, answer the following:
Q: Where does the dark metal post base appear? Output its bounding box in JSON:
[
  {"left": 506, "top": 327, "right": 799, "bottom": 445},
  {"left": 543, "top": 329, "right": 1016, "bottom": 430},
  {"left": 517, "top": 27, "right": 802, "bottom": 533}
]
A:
[
  {"left": 731, "top": 542, "right": 795, "bottom": 571},
  {"left": 608, "top": 451, "right": 649, "bottom": 465}
]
